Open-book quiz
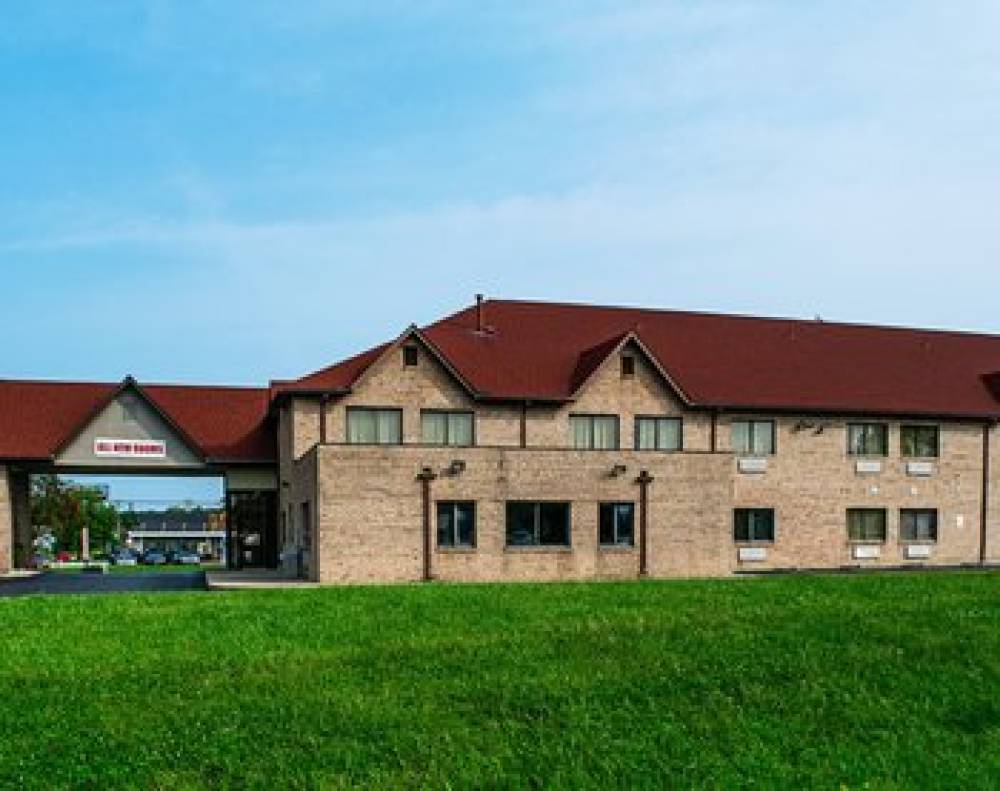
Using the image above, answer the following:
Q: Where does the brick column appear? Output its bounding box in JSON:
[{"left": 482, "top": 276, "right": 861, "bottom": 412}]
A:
[{"left": 0, "top": 466, "right": 12, "bottom": 574}]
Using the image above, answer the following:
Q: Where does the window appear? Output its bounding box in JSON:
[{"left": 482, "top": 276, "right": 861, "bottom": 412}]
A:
[
  {"left": 570, "top": 415, "right": 619, "bottom": 449},
  {"left": 403, "top": 345, "right": 419, "bottom": 366},
  {"left": 901, "top": 425, "right": 939, "bottom": 458},
  {"left": 506, "top": 502, "right": 571, "bottom": 547},
  {"left": 848, "top": 423, "right": 888, "bottom": 456},
  {"left": 635, "top": 417, "right": 682, "bottom": 451},
  {"left": 437, "top": 501, "right": 476, "bottom": 548},
  {"left": 900, "top": 509, "right": 938, "bottom": 542},
  {"left": 346, "top": 408, "right": 402, "bottom": 444},
  {"left": 731, "top": 420, "right": 775, "bottom": 455},
  {"left": 848, "top": 508, "right": 887, "bottom": 542},
  {"left": 621, "top": 355, "right": 635, "bottom": 378},
  {"left": 421, "top": 410, "right": 474, "bottom": 446},
  {"left": 733, "top": 509, "right": 775, "bottom": 543},
  {"left": 599, "top": 502, "right": 635, "bottom": 547}
]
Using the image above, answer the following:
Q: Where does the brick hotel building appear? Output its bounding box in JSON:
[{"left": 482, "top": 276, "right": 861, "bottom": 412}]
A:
[{"left": 2, "top": 298, "right": 999, "bottom": 582}]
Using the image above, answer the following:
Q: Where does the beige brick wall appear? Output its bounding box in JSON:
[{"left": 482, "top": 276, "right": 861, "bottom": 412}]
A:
[
  {"left": 722, "top": 414, "right": 987, "bottom": 570},
  {"left": 0, "top": 465, "right": 10, "bottom": 573},
  {"left": 315, "top": 446, "right": 732, "bottom": 584},
  {"left": 988, "top": 424, "right": 1000, "bottom": 563},
  {"left": 282, "top": 335, "right": 1000, "bottom": 582}
]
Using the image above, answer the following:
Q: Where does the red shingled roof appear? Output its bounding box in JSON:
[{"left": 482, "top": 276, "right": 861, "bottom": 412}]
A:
[
  {"left": 0, "top": 380, "right": 274, "bottom": 462},
  {"left": 291, "top": 299, "right": 1000, "bottom": 418}
]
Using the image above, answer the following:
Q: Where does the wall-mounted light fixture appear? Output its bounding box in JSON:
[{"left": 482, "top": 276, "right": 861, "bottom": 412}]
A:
[
  {"left": 448, "top": 459, "right": 467, "bottom": 476},
  {"left": 610, "top": 463, "right": 628, "bottom": 478}
]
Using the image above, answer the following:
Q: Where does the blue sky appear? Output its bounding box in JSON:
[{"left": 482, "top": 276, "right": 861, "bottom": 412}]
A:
[{"left": 6, "top": 2, "right": 1000, "bottom": 502}]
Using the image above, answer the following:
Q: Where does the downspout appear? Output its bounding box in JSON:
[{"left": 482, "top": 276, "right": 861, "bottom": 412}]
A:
[
  {"left": 319, "top": 395, "right": 329, "bottom": 445},
  {"left": 636, "top": 469, "right": 655, "bottom": 577},
  {"left": 710, "top": 410, "right": 719, "bottom": 452},
  {"left": 417, "top": 466, "right": 438, "bottom": 581},
  {"left": 981, "top": 422, "right": 991, "bottom": 566},
  {"left": 520, "top": 401, "right": 528, "bottom": 448}
]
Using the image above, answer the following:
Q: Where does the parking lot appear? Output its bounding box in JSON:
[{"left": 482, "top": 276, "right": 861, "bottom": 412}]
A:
[{"left": 0, "top": 571, "right": 207, "bottom": 597}]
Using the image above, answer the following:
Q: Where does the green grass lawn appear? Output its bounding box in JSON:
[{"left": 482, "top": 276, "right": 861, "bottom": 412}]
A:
[{"left": 0, "top": 573, "right": 997, "bottom": 789}]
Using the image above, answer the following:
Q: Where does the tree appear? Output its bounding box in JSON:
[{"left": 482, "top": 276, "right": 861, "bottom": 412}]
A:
[{"left": 30, "top": 476, "right": 125, "bottom": 556}]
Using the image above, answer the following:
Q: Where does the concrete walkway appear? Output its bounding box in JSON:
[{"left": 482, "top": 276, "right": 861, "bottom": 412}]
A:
[
  {"left": 0, "top": 571, "right": 207, "bottom": 597},
  {"left": 206, "top": 570, "right": 318, "bottom": 590}
]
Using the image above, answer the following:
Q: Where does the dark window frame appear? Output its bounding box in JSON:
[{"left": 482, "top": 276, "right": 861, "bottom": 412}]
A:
[
  {"left": 505, "top": 501, "right": 572, "bottom": 547},
  {"left": 900, "top": 425, "right": 940, "bottom": 458},
  {"left": 731, "top": 419, "right": 777, "bottom": 456},
  {"left": 403, "top": 345, "right": 419, "bottom": 366},
  {"left": 621, "top": 355, "right": 636, "bottom": 378},
  {"left": 436, "top": 501, "right": 477, "bottom": 549},
  {"left": 847, "top": 422, "right": 889, "bottom": 457},
  {"left": 847, "top": 508, "right": 888, "bottom": 543},
  {"left": 599, "top": 502, "right": 635, "bottom": 547},
  {"left": 420, "top": 409, "right": 476, "bottom": 447},
  {"left": 345, "top": 406, "right": 404, "bottom": 445},
  {"left": 634, "top": 415, "right": 684, "bottom": 452},
  {"left": 733, "top": 508, "right": 776, "bottom": 544},
  {"left": 900, "top": 508, "right": 938, "bottom": 543},
  {"left": 569, "top": 413, "right": 620, "bottom": 450}
]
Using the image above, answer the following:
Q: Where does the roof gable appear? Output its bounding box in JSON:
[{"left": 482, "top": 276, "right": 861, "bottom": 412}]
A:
[{"left": 55, "top": 379, "right": 205, "bottom": 468}]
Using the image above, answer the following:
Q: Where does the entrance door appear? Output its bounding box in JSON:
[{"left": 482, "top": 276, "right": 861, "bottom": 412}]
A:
[{"left": 227, "top": 490, "right": 278, "bottom": 569}]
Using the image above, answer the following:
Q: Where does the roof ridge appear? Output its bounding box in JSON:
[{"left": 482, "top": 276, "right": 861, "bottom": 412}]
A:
[{"left": 474, "top": 297, "right": 1000, "bottom": 342}]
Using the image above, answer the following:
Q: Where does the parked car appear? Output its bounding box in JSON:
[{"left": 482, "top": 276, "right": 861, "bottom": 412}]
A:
[
  {"left": 171, "top": 550, "right": 202, "bottom": 566},
  {"left": 110, "top": 549, "right": 138, "bottom": 566},
  {"left": 142, "top": 549, "right": 168, "bottom": 565}
]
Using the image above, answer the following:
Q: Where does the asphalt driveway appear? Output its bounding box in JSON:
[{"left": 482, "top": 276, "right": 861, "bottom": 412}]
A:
[{"left": 0, "top": 571, "right": 207, "bottom": 597}]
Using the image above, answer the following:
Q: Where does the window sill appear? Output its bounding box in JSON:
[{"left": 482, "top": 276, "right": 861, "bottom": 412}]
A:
[
  {"left": 599, "top": 545, "right": 636, "bottom": 552},
  {"left": 734, "top": 541, "right": 775, "bottom": 547},
  {"left": 847, "top": 539, "right": 886, "bottom": 545},
  {"left": 436, "top": 547, "right": 477, "bottom": 554},
  {"left": 504, "top": 546, "right": 573, "bottom": 554},
  {"left": 898, "top": 540, "right": 937, "bottom": 546}
]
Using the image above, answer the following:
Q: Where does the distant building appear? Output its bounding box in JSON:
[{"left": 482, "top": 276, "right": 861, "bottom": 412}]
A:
[{"left": 126, "top": 510, "right": 226, "bottom": 560}]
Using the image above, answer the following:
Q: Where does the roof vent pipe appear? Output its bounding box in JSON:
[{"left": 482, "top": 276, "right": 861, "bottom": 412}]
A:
[{"left": 476, "top": 294, "right": 485, "bottom": 332}]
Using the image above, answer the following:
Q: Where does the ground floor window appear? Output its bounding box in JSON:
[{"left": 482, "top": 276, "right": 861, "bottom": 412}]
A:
[
  {"left": 733, "top": 508, "right": 775, "bottom": 543},
  {"left": 848, "top": 508, "right": 887, "bottom": 542},
  {"left": 437, "top": 501, "right": 476, "bottom": 548},
  {"left": 900, "top": 509, "right": 937, "bottom": 542},
  {"left": 506, "top": 502, "right": 571, "bottom": 547},
  {"left": 599, "top": 502, "right": 635, "bottom": 547}
]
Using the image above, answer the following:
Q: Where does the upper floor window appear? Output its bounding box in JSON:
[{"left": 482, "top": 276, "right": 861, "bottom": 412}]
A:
[
  {"left": 346, "top": 407, "right": 402, "bottom": 445},
  {"left": 732, "top": 420, "right": 775, "bottom": 455},
  {"left": 635, "top": 417, "right": 682, "bottom": 451},
  {"left": 599, "top": 502, "right": 635, "bottom": 547},
  {"left": 403, "top": 345, "right": 419, "bottom": 366},
  {"left": 901, "top": 425, "right": 939, "bottom": 458},
  {"left": 422, "top": 410, "right": 474, "bottom": 446},
  {"left": 734, "top": 508, "right": 775, "bottom": 543},
  {"left": 621, "top": 355, "right": 635, "bottom": 378},
  {"left": 570, "top": 414, "right": 619, "bottom": 450},
  {"left": 848, "top": 423, "right": 888, "bottom": 456},
  {"left": 900, "top": 509, "right": 938, "bottom": 542},
  {"left": 847, "top": 508, "right": 887, "bottom": 542},
  {"left": 506, "top": 502, "right": 571, "bottom": 547},
  {"left": 437, "top": 501, "right": 476, "bottom": 548}
]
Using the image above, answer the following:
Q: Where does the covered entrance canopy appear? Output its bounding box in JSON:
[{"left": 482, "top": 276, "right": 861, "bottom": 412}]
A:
[{"left": 0, "top": 376, "right": 278, "bottom": 570}]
